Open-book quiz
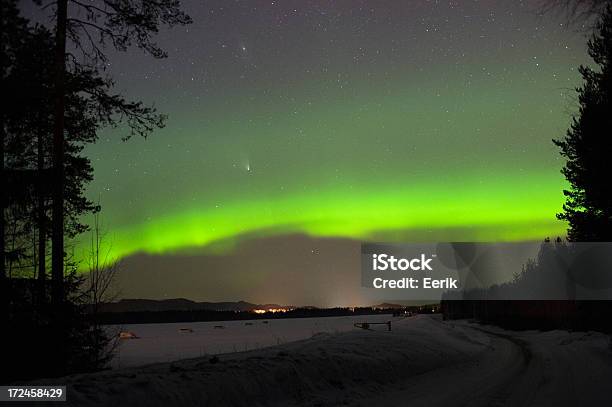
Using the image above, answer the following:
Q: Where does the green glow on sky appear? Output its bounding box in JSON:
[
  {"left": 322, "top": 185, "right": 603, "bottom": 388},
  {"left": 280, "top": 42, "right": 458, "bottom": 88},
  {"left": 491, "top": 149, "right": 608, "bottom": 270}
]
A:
[
  {"left": 78, "top": 2, "right": 585, "bottom": 267},
  {"left": 85, "top": 169, "right": 567, "bottom": 264}
]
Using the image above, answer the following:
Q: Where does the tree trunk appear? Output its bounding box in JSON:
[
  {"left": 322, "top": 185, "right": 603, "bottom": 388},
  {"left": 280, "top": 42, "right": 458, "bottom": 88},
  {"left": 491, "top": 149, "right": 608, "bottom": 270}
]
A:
[
  {"left": 1, "top": 111, "right": 7, "bottom": 324},
  {"left": 51, "top": 0, "right": 68, "bottom": 306},
  {"left": 37, "top": 132, "right": 46, "bottom": 306}
]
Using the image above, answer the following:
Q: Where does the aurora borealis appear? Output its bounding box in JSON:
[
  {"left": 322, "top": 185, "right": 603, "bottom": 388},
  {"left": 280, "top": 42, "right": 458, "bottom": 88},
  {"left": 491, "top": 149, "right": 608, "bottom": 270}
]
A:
[{"left": 70, "top": 1, "right": 591, "bottom": 302}]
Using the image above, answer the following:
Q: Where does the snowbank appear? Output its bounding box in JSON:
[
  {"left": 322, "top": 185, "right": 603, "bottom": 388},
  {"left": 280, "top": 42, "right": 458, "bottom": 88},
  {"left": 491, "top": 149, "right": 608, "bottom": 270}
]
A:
[{"left": 37, "top": 315, "right": 612, "bottom": 406}]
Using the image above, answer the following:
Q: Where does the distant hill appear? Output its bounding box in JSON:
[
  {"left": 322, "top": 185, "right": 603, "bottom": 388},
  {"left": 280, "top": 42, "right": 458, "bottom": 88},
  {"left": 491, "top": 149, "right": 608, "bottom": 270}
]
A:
[{"left": 98, "top": 298, "right": 294, "bottom": 313}]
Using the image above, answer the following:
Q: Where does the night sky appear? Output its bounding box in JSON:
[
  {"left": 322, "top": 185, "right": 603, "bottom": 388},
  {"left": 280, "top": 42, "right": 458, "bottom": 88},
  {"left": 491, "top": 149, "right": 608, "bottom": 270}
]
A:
[{"left": 63, "top": 1, "right": 589, "bottom": 304}]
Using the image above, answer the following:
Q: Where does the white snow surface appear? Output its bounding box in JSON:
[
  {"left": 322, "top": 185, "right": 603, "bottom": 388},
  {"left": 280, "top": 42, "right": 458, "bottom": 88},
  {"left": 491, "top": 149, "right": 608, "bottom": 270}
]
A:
[
  {"left": 109, "top": 315, "right": 394, "bottom": 368},
  {"left": 39, "top": 315, "right": 612, "bottom": 407}
]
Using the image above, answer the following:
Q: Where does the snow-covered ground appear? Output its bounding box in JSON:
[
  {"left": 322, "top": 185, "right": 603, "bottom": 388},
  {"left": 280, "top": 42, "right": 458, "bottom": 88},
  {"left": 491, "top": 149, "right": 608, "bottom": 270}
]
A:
[
  {"left": 109, "top": 315, "right": 394, "bottom": 368},
  {"left": 42, "top": 315, "right": 612, "bottom": 406}
]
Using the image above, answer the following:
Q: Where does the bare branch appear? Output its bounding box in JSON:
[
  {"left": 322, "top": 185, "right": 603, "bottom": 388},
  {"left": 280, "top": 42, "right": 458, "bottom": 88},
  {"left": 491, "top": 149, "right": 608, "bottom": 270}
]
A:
[{"left": 540, "top": 0, "right": 610, "bottom": 28}]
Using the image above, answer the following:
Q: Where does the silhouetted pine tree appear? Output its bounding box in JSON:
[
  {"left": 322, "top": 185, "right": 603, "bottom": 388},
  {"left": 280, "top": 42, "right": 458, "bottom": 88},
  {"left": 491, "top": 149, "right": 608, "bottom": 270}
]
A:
[
  {"left": 46, "top": 0, "right": 192, "bottom": 307},
  {"left": 554, "top": 6, "right": 612, "bottom": 241},
  {"left": 2, "top": 0, "right": 190, "bottom": 379}
]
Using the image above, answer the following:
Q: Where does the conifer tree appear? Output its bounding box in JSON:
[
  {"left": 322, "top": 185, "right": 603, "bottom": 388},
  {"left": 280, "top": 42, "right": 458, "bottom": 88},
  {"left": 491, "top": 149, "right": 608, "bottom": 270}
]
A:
[{"left": 554, "top": 6, "right": 612, "bottom": 241}]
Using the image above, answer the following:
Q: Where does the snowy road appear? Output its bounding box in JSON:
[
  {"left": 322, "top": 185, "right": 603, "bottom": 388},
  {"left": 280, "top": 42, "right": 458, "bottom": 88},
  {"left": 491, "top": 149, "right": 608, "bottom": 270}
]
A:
[
  {"left": 351, "top": 317, "right": 612, "bottom": 407},
  {"left": 44, "top": 315, "right": 612, "bottom": 407},
  {"left": 351, "top": 320, "right": 535, "bottom": 407}
]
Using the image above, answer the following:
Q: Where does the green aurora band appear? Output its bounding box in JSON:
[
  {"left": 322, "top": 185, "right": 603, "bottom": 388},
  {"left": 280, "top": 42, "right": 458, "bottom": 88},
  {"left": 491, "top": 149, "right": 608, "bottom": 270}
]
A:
[{"left": 102, "top": 173, "right": 566, "bottom": 262}]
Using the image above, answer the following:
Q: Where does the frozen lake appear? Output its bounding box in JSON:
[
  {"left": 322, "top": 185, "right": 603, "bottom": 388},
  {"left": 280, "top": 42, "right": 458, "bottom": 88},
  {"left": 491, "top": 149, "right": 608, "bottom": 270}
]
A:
[{"left": 109, "top": 314, "right": 393, "bottom": 368}]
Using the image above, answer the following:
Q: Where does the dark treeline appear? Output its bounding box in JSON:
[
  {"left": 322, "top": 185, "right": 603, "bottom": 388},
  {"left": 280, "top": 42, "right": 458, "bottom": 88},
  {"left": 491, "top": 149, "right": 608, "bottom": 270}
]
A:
[
  {"left": 442, "top": 300, "right": 612, "bottom": 332},
  {"left": 1, "top": 0, "right": 190, "bottom": 382},
  {"left": 441, "top": 240, "right": 612, "bottom": 332},
  {"left": 442, "top": 238, "right": 612, "bottom": 301},
  {"left": 93, "top": 306, "right": 435, "bottom": 326},
  {"left": 444, "top": 4, "right": 612, "bottom": 333}
]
